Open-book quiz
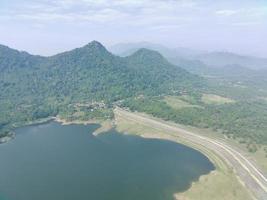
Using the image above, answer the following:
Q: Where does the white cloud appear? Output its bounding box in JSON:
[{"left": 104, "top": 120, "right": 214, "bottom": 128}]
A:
[
  {"left": 1, "top": 0, "right": 266, "bottom": 56},
  {"left": 231, "top": 21, "right": 261, "bottom": 26},
  {"left": 215, "top": 9, "right": 239, "bottom": 16},
  {"left": 0, "top": 0, "right": 198, "bottom": 27},
  {"left": 215, "top": 7, "right": 267, "bottom": 18}
]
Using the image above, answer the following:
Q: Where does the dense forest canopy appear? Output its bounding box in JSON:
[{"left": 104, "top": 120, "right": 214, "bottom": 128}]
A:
[{"left": 0, "top": 41, "right": 203, "bottom": 135}]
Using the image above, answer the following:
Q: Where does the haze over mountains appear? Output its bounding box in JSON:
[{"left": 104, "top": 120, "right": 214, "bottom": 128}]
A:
[{"left": 109, "top": 42, "right": 267, "bottom": 74}]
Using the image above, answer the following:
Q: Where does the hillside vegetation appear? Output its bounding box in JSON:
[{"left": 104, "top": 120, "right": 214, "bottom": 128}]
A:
[{"left": 0, "top": 41, "right": 202, "bottom": 136}]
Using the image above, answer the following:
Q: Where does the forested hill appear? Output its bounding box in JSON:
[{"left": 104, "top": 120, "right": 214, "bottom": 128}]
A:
[
  {"left": 0, "top": 44, "right": 44, "bottom": 71},
  {"left": 0, "top": 41, "right": 204, "bottom": 134}
]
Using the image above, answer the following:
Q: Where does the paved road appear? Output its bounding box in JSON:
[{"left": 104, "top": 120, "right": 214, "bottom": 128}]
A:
[{"left": 115, "top": 108, "right": 267, "bottom": 200}]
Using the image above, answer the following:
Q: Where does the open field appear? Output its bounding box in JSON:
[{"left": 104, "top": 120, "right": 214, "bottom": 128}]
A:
[
  {"left": 164, "top": 96, "right": 201, "bottom": 109},
  {"left": 114, "top": 107, "right": 267, "bottom": 200},
  {"left": 201, "top": 94, "right": 235, "bottom": 105},
  {"left": 175, "top": 171, "right": 252, "bottom": 200}
]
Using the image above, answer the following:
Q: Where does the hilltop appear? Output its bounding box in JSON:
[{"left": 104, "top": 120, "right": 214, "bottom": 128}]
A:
[{"left": 0, "top": 41, "right": 203, "bottom": 134}]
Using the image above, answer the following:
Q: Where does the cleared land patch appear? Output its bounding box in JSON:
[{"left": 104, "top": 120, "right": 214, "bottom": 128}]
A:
[
  {"left": 175, "top": 170, "right": 252, "bottom": 200},
  {"left": 260, "top": 97, "right": 267, "bottom": 102},
  {"left": 164, "top": 96, "right": 201, "bottom": 109},
  {"left": 202, "top": 94, "right": 235, "bottom": 105}
]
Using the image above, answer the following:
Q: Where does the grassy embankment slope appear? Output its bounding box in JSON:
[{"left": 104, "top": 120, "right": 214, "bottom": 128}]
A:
[
  {"left": 165, "top": 95, "right": 267, "bottom": 172},
  {"left": 123, "top": 93, "right": 267, "bottom": 173}
]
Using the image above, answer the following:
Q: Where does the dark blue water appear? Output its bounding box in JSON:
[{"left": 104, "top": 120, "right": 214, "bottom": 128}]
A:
[{"left": 0, "top": 121, "right": 214, "bottom": 200}]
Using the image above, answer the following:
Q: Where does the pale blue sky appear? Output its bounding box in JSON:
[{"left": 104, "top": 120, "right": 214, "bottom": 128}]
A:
[{"left": 0, "top": 0, "right": 266, "bottom": 57}]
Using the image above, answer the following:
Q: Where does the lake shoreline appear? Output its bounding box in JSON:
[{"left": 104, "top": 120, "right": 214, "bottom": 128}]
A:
[
  {"left": 0, "top": 111, "right": 252, "bottom": 200},
  {"left": 0, "top": 119, "right": 212, "bottom": 200},
  {"left": 0, "top": 116, "right": 114, "bottom": 145},
  {"left": 53, "top": 116, "right": 114, "bottom": 136},
  {"left": 0, "top": 132, "right": 15, "bottom": 144},
  {"left": 114, "top": 108, "right": 254, "bottom": 200},
  {"left": 133, "top": 132, "right": 217, "bottom": 200},
  {"left": 1, "top": 117, "right": 56, "bottom": 144},
  {"left": 45, "top": 113, "right": 222, "bottom": 199}
]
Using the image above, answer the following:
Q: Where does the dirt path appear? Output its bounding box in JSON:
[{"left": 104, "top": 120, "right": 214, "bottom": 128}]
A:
[{"left": 114, "top": 108, "right": 267, "bottom": 200}]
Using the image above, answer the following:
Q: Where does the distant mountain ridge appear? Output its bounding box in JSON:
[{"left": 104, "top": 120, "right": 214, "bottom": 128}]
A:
[
  {"left": 109, "top": 42, "right": 267, "bottom": 71},
  {"left": 196, "top": 51, "right": 267, "bottom": 70},
  {"left": 109, "top": 42, "right": 205, "bottom": 58}
]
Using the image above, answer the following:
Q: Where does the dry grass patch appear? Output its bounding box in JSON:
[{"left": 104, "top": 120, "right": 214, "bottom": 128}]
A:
[
  {"left": 202, "top": 94, "right": 235, "bottom": 105},
  {"left": 175, "top": 170, "right": 252, "bottom": 200},
  {"left": 164, "top": 96, "right": 201, "bottom": 109}
]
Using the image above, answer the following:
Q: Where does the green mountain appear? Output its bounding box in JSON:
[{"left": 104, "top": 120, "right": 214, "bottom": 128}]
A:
[
  {"left": 0, "top": 41, "right": 203, "bottom": 134},
  {"left": 0, "top": 44, "right": 44, "bottom": 71}
]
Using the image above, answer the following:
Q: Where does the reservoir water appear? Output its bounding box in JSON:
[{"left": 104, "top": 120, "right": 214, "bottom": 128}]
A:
[{"left": 0, "top": 121, "right": 214, "bottom": 200}]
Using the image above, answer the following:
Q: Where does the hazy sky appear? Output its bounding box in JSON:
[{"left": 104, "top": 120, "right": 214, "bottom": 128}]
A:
[{"left": 0, "top": 0, "right": 267, "bottom": 57}]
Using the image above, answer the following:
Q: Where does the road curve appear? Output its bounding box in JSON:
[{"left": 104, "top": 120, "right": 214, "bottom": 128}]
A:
[{"left": 114, "top": 108, "right": 267, "bottom": 200}]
